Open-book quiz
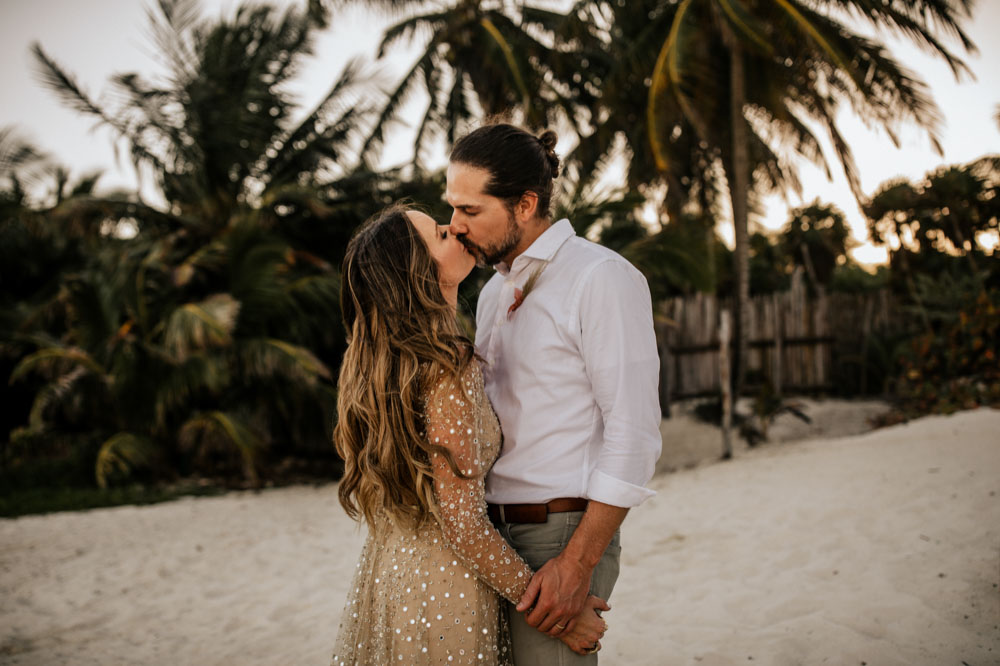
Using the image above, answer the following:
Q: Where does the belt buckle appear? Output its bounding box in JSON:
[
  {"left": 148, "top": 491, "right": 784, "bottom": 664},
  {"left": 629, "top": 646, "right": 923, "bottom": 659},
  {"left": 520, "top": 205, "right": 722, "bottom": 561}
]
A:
[{"left": 498, "top": 504, "right": 506, "bottom": 523}]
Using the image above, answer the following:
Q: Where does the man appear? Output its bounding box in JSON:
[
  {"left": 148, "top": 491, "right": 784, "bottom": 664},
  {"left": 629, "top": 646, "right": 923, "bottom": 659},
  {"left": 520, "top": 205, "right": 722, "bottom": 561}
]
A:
[{"left": 446, "top": 122, "right": 662, "bottom": 664}]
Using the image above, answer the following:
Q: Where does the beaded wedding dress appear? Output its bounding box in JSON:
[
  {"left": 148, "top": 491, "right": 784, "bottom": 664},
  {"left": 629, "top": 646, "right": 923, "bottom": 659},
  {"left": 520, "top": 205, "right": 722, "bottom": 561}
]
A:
[{"left": 332, "top": 363, "right": 532, "bottom": 666}]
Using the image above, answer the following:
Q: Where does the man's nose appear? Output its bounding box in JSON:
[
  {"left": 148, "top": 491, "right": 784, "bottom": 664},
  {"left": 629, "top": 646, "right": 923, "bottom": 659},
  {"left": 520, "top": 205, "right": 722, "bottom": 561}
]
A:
[{"left": 449, "top": 212, "right": 466, "bottom": 234}]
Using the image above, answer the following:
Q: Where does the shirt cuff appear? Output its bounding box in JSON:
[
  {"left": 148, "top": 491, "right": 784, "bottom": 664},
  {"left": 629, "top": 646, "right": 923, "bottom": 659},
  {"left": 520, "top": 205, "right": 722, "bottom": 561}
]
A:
[{"left": 585, "top": 468, "right": 656, "bottom": 508}]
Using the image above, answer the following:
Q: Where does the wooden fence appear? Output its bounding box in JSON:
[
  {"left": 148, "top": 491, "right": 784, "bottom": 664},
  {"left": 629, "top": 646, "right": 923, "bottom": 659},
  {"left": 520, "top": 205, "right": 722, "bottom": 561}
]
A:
[{"left": 655, "top": 271, "right": 895, "bottom": 410}]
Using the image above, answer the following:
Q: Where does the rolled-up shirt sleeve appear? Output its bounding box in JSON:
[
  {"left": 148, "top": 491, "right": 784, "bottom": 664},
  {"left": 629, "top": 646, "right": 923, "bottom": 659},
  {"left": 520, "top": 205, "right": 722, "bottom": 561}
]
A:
[{"left": 576, "top": 259, "right": 662, "bottom": 507}]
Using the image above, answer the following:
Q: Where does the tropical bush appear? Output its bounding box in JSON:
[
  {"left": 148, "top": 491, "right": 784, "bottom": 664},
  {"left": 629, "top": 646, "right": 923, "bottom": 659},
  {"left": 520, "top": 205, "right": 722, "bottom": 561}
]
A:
[
  {"left": 892, "top": 279, "right": 1000, "bottom": 417},
  {"left": 3, "top": 0, "right": 370, "bottom": 493}
]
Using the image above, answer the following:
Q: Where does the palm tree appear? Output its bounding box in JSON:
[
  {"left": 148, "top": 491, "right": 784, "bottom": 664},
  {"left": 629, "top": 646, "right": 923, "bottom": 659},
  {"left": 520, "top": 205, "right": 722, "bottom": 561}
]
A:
[
  {"left": 1, "top": 129, "right": 112, "bottom": 472},
  {"left": 348, "top": 0, "right": 597, "bottom": 168},
  {"left": 559, "top": 1, "right": 725, "bottom": 225},
  {"left": 866, "top": 155, "right": 1000, "bottom": 285},
  {"left": 781, "top": 201, "right": 851, "bottom": 291},
  {"left": 643, "top": 0, "right": 976, "bottom": 400},
  {"left": 11, "top": 0, "right": 378, "bottom": 487}
]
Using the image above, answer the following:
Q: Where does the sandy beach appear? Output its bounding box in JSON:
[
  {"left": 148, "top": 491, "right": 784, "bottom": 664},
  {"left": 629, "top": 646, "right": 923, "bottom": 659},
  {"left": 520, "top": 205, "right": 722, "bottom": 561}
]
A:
[{"left": 2, "top": 407, "right": 998, "bottom": 665}]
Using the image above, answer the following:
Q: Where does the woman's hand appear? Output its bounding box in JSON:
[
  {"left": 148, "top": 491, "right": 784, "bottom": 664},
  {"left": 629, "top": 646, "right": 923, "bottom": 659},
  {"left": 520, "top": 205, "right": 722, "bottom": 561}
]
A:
[{"left": 558, "top": 594, "right": 609, "bottom": 655}]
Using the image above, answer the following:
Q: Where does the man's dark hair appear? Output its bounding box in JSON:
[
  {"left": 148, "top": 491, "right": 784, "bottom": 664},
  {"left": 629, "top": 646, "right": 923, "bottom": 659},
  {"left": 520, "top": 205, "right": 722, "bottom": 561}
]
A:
[{"left": 450, "top": 123, "right": 561, "bottom": 219}]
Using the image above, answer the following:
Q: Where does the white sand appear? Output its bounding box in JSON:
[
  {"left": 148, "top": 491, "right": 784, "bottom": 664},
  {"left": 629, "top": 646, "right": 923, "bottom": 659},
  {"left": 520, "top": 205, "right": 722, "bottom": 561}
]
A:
[
  {"left": 2, "top": 408, "right": 998, "bottom": 665},
  {"left": 655, "top": 398, "right": 894, "bottom": 474}
]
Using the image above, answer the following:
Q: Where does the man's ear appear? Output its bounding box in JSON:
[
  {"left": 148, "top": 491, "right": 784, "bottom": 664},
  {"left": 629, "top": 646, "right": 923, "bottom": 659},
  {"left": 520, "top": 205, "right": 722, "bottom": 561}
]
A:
[{"left": 514, "top": 191, "right": 539, "bottom": 224}]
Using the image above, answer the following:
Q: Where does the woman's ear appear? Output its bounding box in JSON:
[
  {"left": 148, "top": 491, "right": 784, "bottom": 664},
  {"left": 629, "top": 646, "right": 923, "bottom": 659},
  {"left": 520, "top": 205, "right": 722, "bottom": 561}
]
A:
[{"left": 514, "top": 191, "right": 540, "bottom": 224}]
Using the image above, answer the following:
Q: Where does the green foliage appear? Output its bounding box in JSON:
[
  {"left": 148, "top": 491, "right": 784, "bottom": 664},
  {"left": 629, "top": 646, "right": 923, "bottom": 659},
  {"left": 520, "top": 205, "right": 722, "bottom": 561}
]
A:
[
  {"left": 741, "top": 379, "right": 811, "bottom": 447},
  {"left": 748, "top": 231, "right": 789, "bottom": 295},
  {"left": 688, "top": 381, "right": 811, "bottom": 447},
  {"left": 0, "top": 480, "right": 226, "bottom": 518},
  {"left": 781, "top": 202, "right": 852, "bottom": 288},
  {"left": 893, "top": 286, "right": 1000, "bottom": 416},
  {"left": 865, "top": 156, "right": 1000, "bottom": 291},
  {"left": 623, "top": 213, "right": 720, "bottom": 300},
  {"left": 3, "top": 0, "right": 373, "bottom": 494},
  {"left": 95, "top": 433, "right": 159, "bottom": 489},
  {"left": 829, "top": 264, "right": 889, "bottom": 294}
]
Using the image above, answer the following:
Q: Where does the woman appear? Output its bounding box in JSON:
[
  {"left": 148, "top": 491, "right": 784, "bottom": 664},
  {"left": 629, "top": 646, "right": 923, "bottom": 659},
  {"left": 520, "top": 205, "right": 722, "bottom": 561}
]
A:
[{"left": 331, "top": 204, "right": 608, "bottom": 665}]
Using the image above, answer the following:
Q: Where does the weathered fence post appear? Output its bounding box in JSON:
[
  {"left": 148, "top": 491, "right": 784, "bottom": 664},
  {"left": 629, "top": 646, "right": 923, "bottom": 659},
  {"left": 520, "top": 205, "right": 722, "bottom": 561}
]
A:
[
  {"left": 719, "top": 309, "right": 733, "bottom": 459},
  {"left": 860, "top": 294, "right": 874, "bottom": 394},
  {"left": 773, "top": 291, "right": 783, "bottom": 397}
]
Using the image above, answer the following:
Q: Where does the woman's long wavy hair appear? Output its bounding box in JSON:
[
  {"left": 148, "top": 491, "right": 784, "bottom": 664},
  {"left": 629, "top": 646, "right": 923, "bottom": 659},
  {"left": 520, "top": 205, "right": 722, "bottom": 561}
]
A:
[{"left": 335, "top": 203, "right": 475, "bottom": 528}]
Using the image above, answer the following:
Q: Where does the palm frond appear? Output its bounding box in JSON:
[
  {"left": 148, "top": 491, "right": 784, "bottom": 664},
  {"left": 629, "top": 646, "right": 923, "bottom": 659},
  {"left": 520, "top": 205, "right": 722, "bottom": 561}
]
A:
[
  {"left": 716, "top": 0, "right": 773, "bottom": 53},
  {"left": 0, "top": 126, "right": 48, "bottom": 182},
  {"left": 32, "top": 44, "right": 171, "bottom": 176},
  {"left": 238, "top": 337, "right": 332, "bottom": 384},
  {"left": 152, "top": 352, "right": 230, "bottom": 427},
  {"left": 31, "top": 43, "right": 114, "bottom": 122},
  {"left": 376, "top": 11, "right": 446, "bottom": 56},
  {"left": 178, "top": 410, "right": 265, "bottom": 484},
  {"left": 146, "top": 0, "right": 201, "bottom": 79},
  {"left": 816, "top": 0, "right": 974, "bottom": 75},
  {"left": 10, "top": 346, "right": 105, "bottom": 384},
  {"left": 648, "top": 0, "right": 708, "bottom": 172},
  {"left": 95, "top": 432, "right": 158, "bottom": 488},
  {"left": 162, "top": 293, "right": 240, "bottom": 361},
  {"left": 264, "top": 57, "right": 375, "bottom": 187},
  {"left": 479, "top": 17, "right": 531, "bottom": 110},
  {"left": 360, "top": 47, "right": 437, "bottom": 165},
  {"left": 23, "top": 365, "right": 93, "bottom": 432}
]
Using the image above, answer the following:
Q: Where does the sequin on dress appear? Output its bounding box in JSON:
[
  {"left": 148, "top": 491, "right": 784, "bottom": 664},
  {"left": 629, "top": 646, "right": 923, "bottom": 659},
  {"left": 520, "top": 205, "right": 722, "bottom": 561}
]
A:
[{"left": 331, "top": 363, "right": 532, "bottom": 665}]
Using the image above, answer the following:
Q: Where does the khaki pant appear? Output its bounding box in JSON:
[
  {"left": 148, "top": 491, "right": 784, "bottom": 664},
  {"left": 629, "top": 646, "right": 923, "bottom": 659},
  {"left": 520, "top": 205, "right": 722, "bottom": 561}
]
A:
[{"left": 492, "top": 511, "right": 621, "bottom": 665}]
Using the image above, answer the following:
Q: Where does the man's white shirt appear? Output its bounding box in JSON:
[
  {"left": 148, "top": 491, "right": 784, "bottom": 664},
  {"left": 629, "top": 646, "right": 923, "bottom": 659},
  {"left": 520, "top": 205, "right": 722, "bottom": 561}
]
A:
[{"left": 475, "top": 219, "right": 661, "bottom": 508}]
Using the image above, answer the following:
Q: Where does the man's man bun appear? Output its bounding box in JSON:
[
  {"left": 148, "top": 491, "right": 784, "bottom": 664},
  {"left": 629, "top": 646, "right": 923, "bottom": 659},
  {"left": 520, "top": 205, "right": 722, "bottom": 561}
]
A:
[{"left": 537, "top": 130, "right": 560, "bottom": 178}]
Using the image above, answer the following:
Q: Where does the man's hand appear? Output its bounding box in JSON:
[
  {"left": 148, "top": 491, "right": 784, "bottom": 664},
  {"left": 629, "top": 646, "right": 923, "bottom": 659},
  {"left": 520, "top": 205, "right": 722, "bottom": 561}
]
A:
[{"left": 516, "top": 551, "right": 592, "bottom": 637}]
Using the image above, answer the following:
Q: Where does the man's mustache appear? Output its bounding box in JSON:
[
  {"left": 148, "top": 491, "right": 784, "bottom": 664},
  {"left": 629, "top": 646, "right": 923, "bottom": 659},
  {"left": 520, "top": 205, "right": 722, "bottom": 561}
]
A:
[{"left": 457, "top": 236, "right": 478, "bottom": 253}]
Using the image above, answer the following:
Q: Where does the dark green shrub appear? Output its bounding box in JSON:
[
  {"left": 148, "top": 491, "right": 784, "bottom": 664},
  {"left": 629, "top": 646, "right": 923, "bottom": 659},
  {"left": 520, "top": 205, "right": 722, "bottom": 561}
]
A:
[{"left": 893, "top": 288, "right": 1000, "bottom": 415}]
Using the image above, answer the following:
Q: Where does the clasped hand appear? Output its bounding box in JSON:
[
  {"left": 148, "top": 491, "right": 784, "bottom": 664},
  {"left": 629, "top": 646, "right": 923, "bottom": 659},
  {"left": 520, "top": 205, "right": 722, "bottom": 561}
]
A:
[
  {"left": 516, "top": 553, "right": 610, "bottom": 653},
  {"left": 558, "top": 594, "right": 610, "bottom": 655}
]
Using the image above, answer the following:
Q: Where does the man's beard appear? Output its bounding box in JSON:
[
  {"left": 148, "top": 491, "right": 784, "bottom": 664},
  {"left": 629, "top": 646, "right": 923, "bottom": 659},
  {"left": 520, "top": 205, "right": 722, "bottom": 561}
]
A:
[{"left": 461, "top": 212, "right": 521, "bottom": 268}]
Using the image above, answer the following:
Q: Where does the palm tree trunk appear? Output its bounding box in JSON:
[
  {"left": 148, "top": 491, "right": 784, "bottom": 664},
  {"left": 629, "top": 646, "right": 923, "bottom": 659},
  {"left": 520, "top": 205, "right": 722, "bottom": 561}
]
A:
[{"left": 727, "top": 37, "right": 751, "bottom": 407}]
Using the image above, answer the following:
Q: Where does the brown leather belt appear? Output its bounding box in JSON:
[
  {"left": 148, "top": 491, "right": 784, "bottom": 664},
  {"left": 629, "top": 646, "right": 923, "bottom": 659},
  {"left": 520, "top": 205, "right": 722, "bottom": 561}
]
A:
[{"left": 487, "top": 498, "right": 588, "bottom": 524}]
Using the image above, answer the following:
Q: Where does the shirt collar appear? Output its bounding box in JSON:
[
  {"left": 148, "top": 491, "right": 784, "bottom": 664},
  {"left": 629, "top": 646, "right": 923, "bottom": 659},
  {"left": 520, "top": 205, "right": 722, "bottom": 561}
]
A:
[{"left": 495, "top": 219, "right": 575, "bottom": 275}]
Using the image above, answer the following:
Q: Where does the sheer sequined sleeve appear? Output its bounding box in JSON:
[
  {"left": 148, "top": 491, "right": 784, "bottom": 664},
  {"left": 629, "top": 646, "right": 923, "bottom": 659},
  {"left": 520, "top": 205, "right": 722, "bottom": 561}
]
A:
[{"left": 424, "top": 365, "right": 532, "bottom": 604}]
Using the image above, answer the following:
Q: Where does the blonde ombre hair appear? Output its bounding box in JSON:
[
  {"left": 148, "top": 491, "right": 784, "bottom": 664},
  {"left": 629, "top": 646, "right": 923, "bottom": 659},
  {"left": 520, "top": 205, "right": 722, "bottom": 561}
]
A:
[{"left": 335, "top": 203, "right": 474, "bottom": 528}]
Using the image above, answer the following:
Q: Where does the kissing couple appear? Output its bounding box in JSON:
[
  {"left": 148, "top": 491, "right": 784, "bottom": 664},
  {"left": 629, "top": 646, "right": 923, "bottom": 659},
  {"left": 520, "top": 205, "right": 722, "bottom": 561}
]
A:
[{"left": 331, "top": 122, "right": 661, "bottom": 665}]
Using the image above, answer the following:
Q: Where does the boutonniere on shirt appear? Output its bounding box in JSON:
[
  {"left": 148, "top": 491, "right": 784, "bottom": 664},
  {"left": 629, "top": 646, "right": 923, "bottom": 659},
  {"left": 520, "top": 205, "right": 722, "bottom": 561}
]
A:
[{"left": 507, "top": 263, "right": 546, "bottom": 319}]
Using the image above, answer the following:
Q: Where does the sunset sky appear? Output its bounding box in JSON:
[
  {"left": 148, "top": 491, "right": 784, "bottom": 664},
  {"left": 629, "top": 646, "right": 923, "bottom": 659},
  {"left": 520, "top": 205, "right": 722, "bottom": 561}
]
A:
[{"left": 2, "top": 0, "right": 998, "bottom": 265}]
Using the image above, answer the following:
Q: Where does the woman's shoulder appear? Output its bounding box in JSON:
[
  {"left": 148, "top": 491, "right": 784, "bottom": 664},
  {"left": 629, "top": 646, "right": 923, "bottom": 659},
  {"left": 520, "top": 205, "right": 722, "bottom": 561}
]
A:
[{"left": 426, "top": 358, "right": 482, "bottom": 395}]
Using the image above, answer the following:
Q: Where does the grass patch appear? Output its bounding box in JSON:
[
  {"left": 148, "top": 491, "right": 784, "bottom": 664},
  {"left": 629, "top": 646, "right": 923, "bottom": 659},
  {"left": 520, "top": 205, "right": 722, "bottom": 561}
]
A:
[
  {"left": 0, "top": 481, "right": 228, "bottom": 518},
  {"left": 0, "top": 451, "right": 342, "bottom": 518}
]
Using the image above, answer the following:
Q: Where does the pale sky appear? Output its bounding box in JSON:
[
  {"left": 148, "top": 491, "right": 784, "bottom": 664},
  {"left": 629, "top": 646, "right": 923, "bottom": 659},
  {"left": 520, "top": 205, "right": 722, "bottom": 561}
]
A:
[{"left": 2, "top": 0, "right": 999, "bottom": 266}]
